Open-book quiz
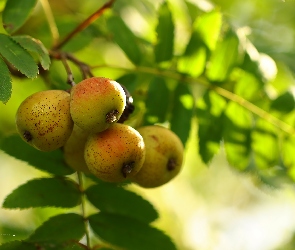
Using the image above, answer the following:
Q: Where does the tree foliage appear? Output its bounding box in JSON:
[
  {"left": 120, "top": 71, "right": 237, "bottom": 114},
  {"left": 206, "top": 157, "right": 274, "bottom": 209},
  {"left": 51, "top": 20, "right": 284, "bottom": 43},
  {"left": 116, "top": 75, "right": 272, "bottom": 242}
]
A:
[{"left": 0, "top": 0, "right": 295, "bottom": 249}]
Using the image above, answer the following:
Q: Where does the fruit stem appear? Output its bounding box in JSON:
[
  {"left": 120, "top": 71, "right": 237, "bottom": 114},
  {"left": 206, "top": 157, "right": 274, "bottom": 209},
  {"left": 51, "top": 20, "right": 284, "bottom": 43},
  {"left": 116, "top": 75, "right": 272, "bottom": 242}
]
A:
[
  {"left": 77, "top": 171, "right": 91, "bottom": 248},
  {"left": 60, "top": 52, "right": 76, "bottom": 86}
]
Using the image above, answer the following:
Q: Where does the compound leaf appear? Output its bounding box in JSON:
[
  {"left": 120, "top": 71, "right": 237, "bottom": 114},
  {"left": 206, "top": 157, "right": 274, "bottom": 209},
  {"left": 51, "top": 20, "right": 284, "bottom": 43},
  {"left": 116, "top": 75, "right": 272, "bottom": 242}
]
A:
[
  {"left": 89, "top": 212, "right": 177, "bottom": 250},
  {"left": 0, "top": 56, "right": 12, "bottom": 104},
  {"left": 3, "top": 177, "right": 81, "bottom": 209},
  {"left": 223, "top": 102, "right": 252, "bottom": 171},
  {"left": 2, "top": 0, "right": 38, "bottom": 34},
  {"left": 206, "top": 29, "right": 239, "bottom": 82},
  {"left": 0, "top": 34, "right": 38, "bottom": 78},
  {"left": 85, "top": 183, "right": 158, "bottom": 224},
  {"left": 107, "top": 16, "right": 142, "bottom": 65},
  {"left": 0, "top": 135, "right": 75, "bottom": 175},
  {"left": 12, "top": 35, "right": 51, "bottom": 70},
  {"left": 143, "top": 77, "right": 170, "bottom": 125},
  {"left": 154, "top": 2, "right": 174, "bottom": 63},
  {"left": 28, "top": 213, "right": 85, "bottom": 242},
  {"left": 170, "top": 83, "right": 194, "bottom": 146},
  {"left": 196, "top": 90, "right": 226, "bottom": 163}
]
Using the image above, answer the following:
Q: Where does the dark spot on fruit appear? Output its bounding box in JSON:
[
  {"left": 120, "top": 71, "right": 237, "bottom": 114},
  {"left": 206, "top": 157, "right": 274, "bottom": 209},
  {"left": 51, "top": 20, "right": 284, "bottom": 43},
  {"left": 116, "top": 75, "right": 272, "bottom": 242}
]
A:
[
  {"left": 23, "top": 131, "right": 33, "bottom": 142},
  {"left": 106, "top": 109, "right": 119, "bottom": 123},
  {"left": 167, "top": 158, "right": 176, "bottom": 171},
  {"left": 121, "top": 161, "right": 135, "bottom": 178}
]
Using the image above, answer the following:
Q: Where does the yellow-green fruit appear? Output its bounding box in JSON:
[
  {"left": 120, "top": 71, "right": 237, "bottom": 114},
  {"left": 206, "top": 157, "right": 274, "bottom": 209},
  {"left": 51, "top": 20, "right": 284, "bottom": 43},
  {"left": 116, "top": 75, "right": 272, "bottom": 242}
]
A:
[
  {"left": 132, "top": 125, "right": 184, "bottom": 188},
  {"left": 70, "top": 77, "right": 126, "bottom": 133},
  {"left": 15, "top": 90, "right": 74, "bottom": 151},
  {"left": 63, "top": 125, "right": 90, "bottom": 173},
  {"left": 84, "top": 123, "right": 145, "bottom": 183}
]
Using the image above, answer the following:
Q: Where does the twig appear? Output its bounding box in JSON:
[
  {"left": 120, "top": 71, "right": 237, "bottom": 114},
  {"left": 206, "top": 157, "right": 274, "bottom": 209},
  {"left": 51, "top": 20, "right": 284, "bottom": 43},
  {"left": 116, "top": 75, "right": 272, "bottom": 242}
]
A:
[
  {"left": 52, "top": 0, "right": 116, "bottom": 50},
  {"left": 60, "top": 52, "right": 76, "bottom": 86},
  {"left": 39, "top": 0, "right": 59, "bottom": 46}
]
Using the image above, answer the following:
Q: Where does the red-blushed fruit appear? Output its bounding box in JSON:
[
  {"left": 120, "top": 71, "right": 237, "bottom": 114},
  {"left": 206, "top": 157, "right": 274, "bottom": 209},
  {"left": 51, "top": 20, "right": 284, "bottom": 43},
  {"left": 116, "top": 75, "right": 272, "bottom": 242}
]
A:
[
  {"left": 63, "top": 125, "right": 90, "bottom": 173},
  {"left": 131, "top": 125, "right": 184, "bottom": 188},
  {"left": 15, "top": 90, "right": 74, "bottom": 151},
  {"left": 84, "top": 123, "right": 145, "bottom": 183},
  {"left": 70, "top": 77, "right": 126, "bottom": 133}
]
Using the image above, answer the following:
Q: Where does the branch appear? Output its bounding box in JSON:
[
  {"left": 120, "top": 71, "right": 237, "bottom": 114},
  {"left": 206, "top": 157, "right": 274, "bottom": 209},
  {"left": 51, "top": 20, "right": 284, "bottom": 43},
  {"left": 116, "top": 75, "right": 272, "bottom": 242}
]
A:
[{"left": 52, "top": 0, "right": 116, "bottom": 50}]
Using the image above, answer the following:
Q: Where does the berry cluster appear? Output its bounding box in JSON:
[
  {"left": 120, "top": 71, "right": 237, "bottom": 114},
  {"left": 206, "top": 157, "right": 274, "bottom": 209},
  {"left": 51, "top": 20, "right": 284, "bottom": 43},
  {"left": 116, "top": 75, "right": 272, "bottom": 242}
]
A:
[{"left": 15, "top": 77, "right": 184, "bottom": 188}]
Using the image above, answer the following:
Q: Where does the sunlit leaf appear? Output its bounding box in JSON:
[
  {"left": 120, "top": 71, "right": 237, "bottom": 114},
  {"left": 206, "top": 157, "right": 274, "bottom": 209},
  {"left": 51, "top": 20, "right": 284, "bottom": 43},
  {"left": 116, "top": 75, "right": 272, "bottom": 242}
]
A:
[
  {"left": 89, "top": 212, "right": 177, "bottom": 250},
  {"left": 194, "top": 10, "right": 222, "bottom": 51},
  {"left": 223, "top": 102, "right": 252, "bottom": 171},
  {"left": 170, "top": 83, "right": 194, "bottom": 146},
  {"left": 154, "top": 2, "right": 174, "bottom": 63},
  {"left": 0, "top": 34, "right": 38, "bottom": 78},
  {"left": 143, "top": 77, "right": 171, "bottom": 125},
  {"left": 2, "top": 0, "right": 37, "bottom": 34},
  {"left": 12, "top": 35, "right": 51, "bottom": 70},
  {"left": 107, "top": 16, "right": 142, "bottom": 65},
  {"left": 252, "top": 119, "right": 279, "bottom": 169},
  {"left": 196, "top": 90, "right": 226, "bottom": 163},
  {"left": 3, "top": 177, "right": 81, "bottom": 209},
  {"left": 0, "top": 57, "right": 12, "bottom": 104},
  {"left": 0, "top": 135, "right": 75, "bottom": 176},
  {"left": 28, "top": 213, "right": 85, "bottom": 242},
  {"left": 85, "top": 183, "right": 158, "bottom": 223},
  {"left": 206, "top": 30, "right": 239, "bottom": 82}
]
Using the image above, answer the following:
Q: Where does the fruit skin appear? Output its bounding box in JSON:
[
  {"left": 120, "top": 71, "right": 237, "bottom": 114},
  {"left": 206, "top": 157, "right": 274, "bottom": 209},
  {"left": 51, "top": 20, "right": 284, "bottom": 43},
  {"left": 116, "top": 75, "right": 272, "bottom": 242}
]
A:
[
  {"left": 131, "top": 125, "right": 184, "bottom": 188},
  {"left": 70, "top": 77, "right": 126, "bottom": 133},
  {"left": 15, "top": 90, "right": 74, "bottom": 151},
  {"left": 84, "top": 123, "right": 145, "bottom": 183},
  {"left": 63, "top": 125, "right": 90, "bottom": 173}
]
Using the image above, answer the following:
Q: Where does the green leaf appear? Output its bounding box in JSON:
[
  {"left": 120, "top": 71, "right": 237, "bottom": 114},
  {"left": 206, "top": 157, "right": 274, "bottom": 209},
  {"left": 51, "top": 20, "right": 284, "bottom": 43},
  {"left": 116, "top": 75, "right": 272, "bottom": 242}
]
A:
[
  {"left": 0, "top": 135, "right": 75, "bottom": 175},
  {"left": 223, "top": 102, "right": 252, "bottom": 171},
  {"left": 0, "top": 56, "right": 12, "bottom": 104},
  {"left": 2, "top": 177, "right": 81, "bottom": 209},
  {"left": 143, "top": 77, "right": 171, "bottom": 125},
  {"left": 0, "top": 241, "right": 35, "bottom": 250},
  {"left": 154, "top": 2, "right": 174, "bottom": 63},
  {"left": 170, "top": 83, "right": 194, "bottom": 146},
  {"left": 107, "top": 16, "right": 142, "bottom": 65},
  {"left": 0, "top": 241, "right": 86, "bottom": 250},
  {"left": 194, "top": 10, "right": 222, "bottom": 51},
  {"left": 252, "top": 119, "right": 279, "bottom": 169},
  {"left": 2, "top": 0, "right": 37, "bottom": 34},
  {"left": 89, "top": 212, "right": 177, "bottom": 250},
  {"left": 85, "top": 183, "right": 158, "bottom": 224},
  {"left": 28, "top": 213, "right": 85, "bottom": 242},
  {"left": 234, "top": 70, "right": 264, "bottom": 102},
  {"left": 270, "top": 91, "right": 295, "bottom": 114},
  {"left": 206, "top": 30, "right": 239, "bottom": 82},
  {"left": 0, "top": 34, "right": 38, "bottom": 78},
  {"left": 282, "top": 135, "right": 295, "bottom": 180},
  {"left": 12, "top": 35, "right": 51, "bottom": 70},
  {"left": 196, "top": 90, "right": 227, "bottom": 163}
]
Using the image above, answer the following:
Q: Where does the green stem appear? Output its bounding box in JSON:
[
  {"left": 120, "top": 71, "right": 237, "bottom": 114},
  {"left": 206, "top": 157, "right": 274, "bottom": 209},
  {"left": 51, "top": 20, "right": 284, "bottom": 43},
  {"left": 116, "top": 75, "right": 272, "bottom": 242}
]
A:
[
  {"left": 77, "top": 171, "right": 91, "bottom": 249},
  {"left": 39, "top": 0, "right": 59, "bottom": 46},
  {"left": 92, "top": 63, "right": 295, "bottom": 135}
]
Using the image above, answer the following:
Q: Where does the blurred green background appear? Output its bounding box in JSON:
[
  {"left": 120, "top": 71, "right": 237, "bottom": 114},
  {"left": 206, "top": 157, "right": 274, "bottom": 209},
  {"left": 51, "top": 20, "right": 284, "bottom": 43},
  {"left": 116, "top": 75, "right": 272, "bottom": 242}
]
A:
[{"left": 1, "top": 0, "right": 295, "bottom": 249}]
